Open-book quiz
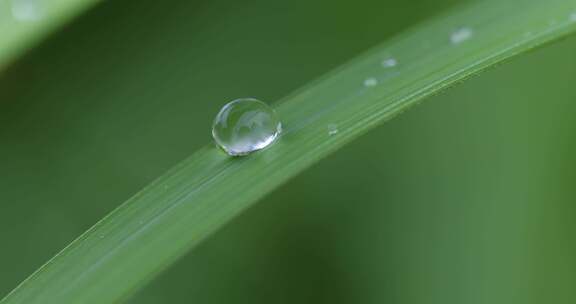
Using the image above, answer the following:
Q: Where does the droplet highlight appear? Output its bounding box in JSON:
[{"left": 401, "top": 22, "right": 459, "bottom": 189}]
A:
[
  {"left": 327, "top": 124, "right": 339, "bottom": 136},
  {"left": 450, "top": 27, "right": 473, "bottom": 45},
  {"left": 10, "top": 0, "right": 43, "bottom": 22},
  {"left": 381, "top": 57, "right": 397, "bottom": 68},
  {"left": 212, "top": 98, "right": 282, "bottom": 156},
  {"left": 363, "top": 77, "right": 378, "bottom": 87}
]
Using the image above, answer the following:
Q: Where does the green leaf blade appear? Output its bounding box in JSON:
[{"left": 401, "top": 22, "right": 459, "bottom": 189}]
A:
[{"left": 2, "top": 0, "right": 576, "bottom": 303}]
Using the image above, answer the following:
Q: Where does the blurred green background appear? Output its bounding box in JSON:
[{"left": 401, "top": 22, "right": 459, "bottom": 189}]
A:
[{"left": 1, "top": 0, "right": 576, "bottom": 303}]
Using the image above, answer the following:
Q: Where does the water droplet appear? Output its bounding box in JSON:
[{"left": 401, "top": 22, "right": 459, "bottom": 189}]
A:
[
  {"left": 327, "top": 124, "right": 339, "bottom": 136},
  {"left": 363, "top": 77, "right": 378, "bottom": 87},
  {"left": 212, "top": 98, "right": 281, "bottom": 156},
  {"left": 570, "top": 12, "right": 576, "bottom": 22},
  {"left": 381, "top": 57, "right": 397, "bottom": 68},
  {"left": 450, "top": 27, "right": 473, "bottom": 45},
  {"left": 10, "top": 0, "right": 43, "bottom": 22}
]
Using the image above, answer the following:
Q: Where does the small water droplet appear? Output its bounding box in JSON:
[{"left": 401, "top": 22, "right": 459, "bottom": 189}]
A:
[
  {"left": 450, "top": 27, "right": 473, "bottom": 45},
  {"left": 212, "top": 98, "right": 281, "bottom": 156},
  {"left": 327, "top": 124, "right": 339, "bottom": 136},
  {"left": 570, "top": 12, "right": 576, "bottom": 22},
  {"left": 11, "top": 0, "right": 43, "bottom": 22},
  {"left": 381, "top": 57, "right": 397, "bottom": 68},
  {"left": 363, "top": 77, "right": 378, "bottom": 87},
  {"left": 99, "top": 235, "right": 104, "bottom": 239}
]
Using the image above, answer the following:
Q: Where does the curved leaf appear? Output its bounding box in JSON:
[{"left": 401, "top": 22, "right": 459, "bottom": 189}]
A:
[{"left": 2, "top": 0, "right": 575, "bottom": 303}]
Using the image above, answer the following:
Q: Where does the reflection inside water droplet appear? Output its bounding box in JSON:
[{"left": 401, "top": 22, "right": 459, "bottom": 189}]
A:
[
  {"left": 10, "top": 0, "right": 43, "bottom": 22},
  {"left": 212, "top": 98, "right": 282, "bottom": 156},
  {"left": 450, "top": 27, "right": 473, "bottom": 45}
]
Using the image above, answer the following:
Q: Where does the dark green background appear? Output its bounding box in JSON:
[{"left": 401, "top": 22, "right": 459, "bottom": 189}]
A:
[{"left": 1, "top": 0, "right": 575, "bottom": 303}]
